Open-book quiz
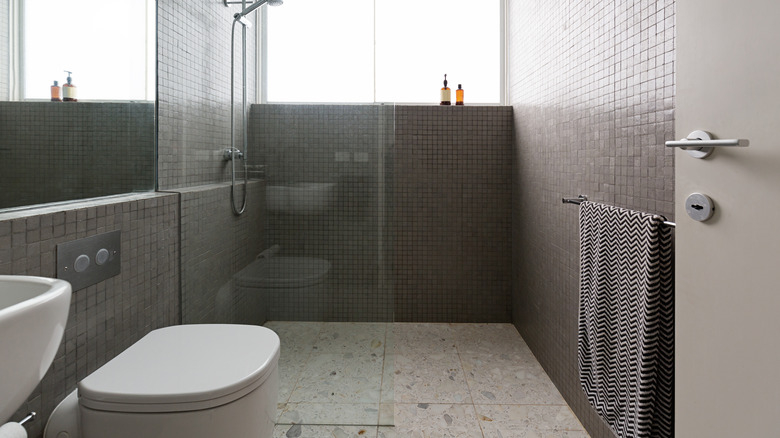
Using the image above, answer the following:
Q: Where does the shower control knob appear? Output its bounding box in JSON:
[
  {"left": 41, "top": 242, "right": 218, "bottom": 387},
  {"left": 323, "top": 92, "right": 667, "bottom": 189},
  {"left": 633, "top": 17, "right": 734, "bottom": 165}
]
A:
[{"left": 685, "top": 193, "right": 714, "bottom": 222}]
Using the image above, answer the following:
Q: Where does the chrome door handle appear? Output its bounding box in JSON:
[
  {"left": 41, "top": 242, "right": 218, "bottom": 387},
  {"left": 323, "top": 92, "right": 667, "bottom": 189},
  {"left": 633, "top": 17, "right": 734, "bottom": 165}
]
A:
[{"left": 665, "top": 130, "right": 749, "bottom": 158}]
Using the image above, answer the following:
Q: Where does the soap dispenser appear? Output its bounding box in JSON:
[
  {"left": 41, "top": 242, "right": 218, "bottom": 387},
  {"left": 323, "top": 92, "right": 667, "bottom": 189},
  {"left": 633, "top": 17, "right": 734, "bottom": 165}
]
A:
[
  {"left": 63, "top": 71, "right": 77, "bottom": 102},
  {"left": 51, "top": 81, "right": 62, "bottom": 102},
  {"left": 440, "top": 74, "right": 451, "bottom": 105}
]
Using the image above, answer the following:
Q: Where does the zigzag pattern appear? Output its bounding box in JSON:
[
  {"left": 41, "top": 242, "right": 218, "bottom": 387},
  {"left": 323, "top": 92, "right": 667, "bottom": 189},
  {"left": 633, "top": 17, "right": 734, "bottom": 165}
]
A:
[{"left": 578, "top": 201, "right": 674, "bottom": 438}]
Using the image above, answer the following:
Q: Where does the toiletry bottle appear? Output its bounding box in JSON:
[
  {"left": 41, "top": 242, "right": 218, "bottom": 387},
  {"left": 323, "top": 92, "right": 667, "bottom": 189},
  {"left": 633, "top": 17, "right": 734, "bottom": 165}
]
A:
[
  {"left": 51, "top": 80, "right": 62, "bottom": 102},
  {"left": 63, "top": 71, "right": 78, "bottom": 102},
  {"left": 456, "top": 84, "right": 464, "bottom": 105},
  {"left": 440, "top": 74, "right": 451, "bottom": 105}
]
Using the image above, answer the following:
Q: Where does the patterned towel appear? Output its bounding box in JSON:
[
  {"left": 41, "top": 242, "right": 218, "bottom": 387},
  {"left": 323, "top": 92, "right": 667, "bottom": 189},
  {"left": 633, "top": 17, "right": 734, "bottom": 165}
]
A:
[{"left": 578, "top": 201, "right": 674, "bottom": 438}]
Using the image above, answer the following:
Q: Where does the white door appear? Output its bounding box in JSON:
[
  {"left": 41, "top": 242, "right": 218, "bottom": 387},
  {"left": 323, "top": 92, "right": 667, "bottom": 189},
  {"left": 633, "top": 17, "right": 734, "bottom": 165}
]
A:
[{"left": 675, "top": 1, "right": 780, "bottom": 436}]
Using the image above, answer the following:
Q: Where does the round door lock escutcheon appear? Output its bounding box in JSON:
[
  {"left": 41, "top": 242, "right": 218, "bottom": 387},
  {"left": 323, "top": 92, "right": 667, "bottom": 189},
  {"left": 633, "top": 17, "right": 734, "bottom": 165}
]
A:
[{"left": 685, "top": 193, "right": 714, "bottom": 222}]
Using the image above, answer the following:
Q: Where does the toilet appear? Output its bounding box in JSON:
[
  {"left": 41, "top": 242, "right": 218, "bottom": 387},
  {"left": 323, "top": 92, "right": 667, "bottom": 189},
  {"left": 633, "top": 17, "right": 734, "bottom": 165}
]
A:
[
  {"left": 45, "top": 324, "right": 280, "bottom": 438},
  {"left": 235, "top": 255, "right": 331, "bottom": 321}
]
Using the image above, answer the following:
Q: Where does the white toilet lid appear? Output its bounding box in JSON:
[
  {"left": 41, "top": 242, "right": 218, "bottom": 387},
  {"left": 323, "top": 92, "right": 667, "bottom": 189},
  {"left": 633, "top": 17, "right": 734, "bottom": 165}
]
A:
[{"left": 78, "top": 324, "right": 280, "bottom": 413}]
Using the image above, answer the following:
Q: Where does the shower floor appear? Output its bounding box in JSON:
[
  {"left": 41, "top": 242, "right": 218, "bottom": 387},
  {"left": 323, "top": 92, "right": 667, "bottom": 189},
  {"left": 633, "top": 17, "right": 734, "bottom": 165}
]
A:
[{"left": 266, "top": 321, "right": 590, "bottom": 437}]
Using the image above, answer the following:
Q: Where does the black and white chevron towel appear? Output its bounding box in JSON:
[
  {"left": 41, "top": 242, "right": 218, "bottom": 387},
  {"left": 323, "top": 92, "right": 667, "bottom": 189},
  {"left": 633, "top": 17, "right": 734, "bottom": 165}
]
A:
[{"left": 578, "top": 201, "right": 674, "bottom": 438}]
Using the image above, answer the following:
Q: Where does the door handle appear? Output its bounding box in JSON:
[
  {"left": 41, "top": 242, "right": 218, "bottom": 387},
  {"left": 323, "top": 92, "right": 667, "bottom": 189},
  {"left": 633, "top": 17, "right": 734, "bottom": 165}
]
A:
[{"left": 665, "top": 130, "right": 749, "bottom": 158}]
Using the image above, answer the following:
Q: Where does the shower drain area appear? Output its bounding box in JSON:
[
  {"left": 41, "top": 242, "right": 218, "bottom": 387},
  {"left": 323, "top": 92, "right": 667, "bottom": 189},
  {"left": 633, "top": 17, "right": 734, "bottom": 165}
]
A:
[{"left": 267, "top": 322, "right": 589, "bottom": 437}]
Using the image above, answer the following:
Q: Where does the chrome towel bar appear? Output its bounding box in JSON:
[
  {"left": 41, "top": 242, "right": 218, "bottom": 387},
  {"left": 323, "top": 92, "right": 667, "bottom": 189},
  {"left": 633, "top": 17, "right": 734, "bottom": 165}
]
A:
[{"left": 562, "top": 195, "right": 676, "bottom": 228}]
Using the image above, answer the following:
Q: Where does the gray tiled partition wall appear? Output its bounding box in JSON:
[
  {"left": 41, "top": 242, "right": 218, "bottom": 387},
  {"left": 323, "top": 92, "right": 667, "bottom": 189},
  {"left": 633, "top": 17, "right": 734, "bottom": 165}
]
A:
[
  {"left": 0, "top": 102, "right": 155, "bottom": 209},
  {"left": 0, "top": 194, "right": 180, "bottom": 438},
  {"left": 158, "top": 0, "right": 265, "bottom": 327},
  {"left": 507, "top": 1, "right": 675, "bottom": 437},
  {"left": 251, "top": 104, "right": 395, "bottom": 322},
  {"left": 179, "top": 181, "right": 265, "bottom": 325},
  {"left": 393, "top": 106, "right": 513, "bottom": 322},
  {"left": 251, "top": 104, "right": 513, "bottom": 323}
]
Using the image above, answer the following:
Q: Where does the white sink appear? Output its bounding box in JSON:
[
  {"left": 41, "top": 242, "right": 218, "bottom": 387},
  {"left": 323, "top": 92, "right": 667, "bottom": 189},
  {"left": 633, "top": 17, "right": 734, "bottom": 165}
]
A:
[
  {"left": 0, "top": 276, "right": 71, "bottom": 423},
  {"left": 266, "top": 182, "right": 336, "bottom": 214}
]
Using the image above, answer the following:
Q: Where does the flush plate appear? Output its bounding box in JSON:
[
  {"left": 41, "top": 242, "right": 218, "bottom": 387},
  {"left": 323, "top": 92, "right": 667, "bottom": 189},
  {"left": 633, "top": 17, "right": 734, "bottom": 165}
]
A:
[{"left": 57, "top": 231, "right": 121, "bottom": 291}]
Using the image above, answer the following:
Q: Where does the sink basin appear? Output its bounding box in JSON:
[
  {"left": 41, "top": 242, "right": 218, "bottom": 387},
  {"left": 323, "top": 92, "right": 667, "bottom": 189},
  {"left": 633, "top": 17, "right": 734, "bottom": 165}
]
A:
[
  {"left": 266, "top": 183, "right": 336, "bottom": 214},
  {"left": 0, "top": 276, "right": 71, "bottom": 423}
]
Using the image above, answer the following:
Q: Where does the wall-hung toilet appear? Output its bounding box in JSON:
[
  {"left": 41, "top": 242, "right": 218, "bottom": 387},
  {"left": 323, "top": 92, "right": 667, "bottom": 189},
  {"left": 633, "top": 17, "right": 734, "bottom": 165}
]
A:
[
  {"left": 45, "top": 324, "right": 279, "bottom": 438},
  {"left": 235, "top": 255, "right": 331, "bottom": 321}
]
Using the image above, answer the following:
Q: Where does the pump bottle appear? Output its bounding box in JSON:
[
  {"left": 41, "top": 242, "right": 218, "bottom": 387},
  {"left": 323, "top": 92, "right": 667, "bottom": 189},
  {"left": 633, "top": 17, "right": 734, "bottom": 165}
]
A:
[
  {"left": 440, "top": 74, "right": 451, "bottom": 105},
  {"left": 63, "top": 71, "right": 78, "bottom": 102}
]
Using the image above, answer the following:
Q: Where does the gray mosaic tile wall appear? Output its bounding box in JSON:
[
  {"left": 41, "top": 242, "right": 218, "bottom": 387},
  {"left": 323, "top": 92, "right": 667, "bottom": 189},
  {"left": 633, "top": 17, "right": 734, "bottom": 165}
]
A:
[
  {"left": 0, "top": 102, "right": 155, "bottom": 209},
  {"left": 179, "top": 181, "right": 265, "bottom": 325},
  {"left": 507, "top": 1, "right": 675, "bottom": 436},
  {"left": 157, "top": 0, "right": 266, "bottom": 328},
  {"left": 157, "top": 0, "right": 256, "bottom": 190},
  {"left": 251, "top": 104, "right": 512, "bottom": 323},
  {"left": 251, "top": 104, "right": 395, "bottom": 322},
  {"left": 393, "top": 106, "right": 513, "bottom": 322},
  {"left": 0, "top": 0, "right": 8, "bottom": 101},
  {"left": 0, "top": 193, "right": 180, "bottom": 438}
]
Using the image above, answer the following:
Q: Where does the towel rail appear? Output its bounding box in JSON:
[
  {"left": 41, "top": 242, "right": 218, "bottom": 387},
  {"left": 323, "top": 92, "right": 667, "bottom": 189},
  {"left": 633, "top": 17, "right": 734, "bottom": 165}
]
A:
[{"left": 562, "top": 195, "right": 676, "bottom": 228}]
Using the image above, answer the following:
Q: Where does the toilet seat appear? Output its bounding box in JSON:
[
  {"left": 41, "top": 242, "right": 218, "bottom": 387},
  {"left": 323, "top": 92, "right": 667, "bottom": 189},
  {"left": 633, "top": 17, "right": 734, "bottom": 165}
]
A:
[
  {"left": 235, "top": 257, "right": 330, "bottom": 289},
  {"left": 78, "top": 324, "right": 279, "bottom": 413}
]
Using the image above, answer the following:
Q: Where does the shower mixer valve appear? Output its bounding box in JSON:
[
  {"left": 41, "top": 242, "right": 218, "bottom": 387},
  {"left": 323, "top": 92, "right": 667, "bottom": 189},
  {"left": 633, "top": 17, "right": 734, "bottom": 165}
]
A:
[{"left": 223, "top": 148, "right": 244, "bottom": 161}]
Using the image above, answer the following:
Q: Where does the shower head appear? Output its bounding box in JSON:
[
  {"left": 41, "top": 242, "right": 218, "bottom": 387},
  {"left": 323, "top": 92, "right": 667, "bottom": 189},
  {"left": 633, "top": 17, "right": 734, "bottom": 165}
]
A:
[{"left": 235, "top": 0, "right": 283, "bottom": 19}]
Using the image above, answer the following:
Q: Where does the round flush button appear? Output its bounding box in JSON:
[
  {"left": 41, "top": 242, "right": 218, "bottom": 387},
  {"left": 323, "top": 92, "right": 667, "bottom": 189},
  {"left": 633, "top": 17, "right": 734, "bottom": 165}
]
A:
[
  {"left": 96, "top": 248, "right": 110, "bottom": 265},
  {"left": 74, "top": 254, "right": 90, "bottom": 273}
]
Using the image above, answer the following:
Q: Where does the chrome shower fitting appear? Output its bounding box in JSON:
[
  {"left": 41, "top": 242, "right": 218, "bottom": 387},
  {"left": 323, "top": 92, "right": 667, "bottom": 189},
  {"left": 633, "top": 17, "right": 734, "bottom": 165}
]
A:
[{"left": 223, "top": 148, "right": 244, "bottom": 161}]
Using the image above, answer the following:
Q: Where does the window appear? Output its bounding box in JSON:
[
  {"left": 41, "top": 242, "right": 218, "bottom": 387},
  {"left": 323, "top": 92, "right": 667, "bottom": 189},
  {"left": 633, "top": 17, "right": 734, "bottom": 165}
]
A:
[
  {"left": 21, "top": 0, "right": 155, "bottom": 101},
  {"left": 264, "top": 0, "right": 503, "bottom": 104}
]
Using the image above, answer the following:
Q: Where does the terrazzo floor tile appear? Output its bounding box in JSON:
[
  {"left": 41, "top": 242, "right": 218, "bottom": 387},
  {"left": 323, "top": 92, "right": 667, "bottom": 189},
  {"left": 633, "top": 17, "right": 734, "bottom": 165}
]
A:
[
  {"left": 460, "top": 354, "right": 566, "bottom": 405},
  {"left": 393, "top": 403, "right": 483, "bottom": 438},
  {"left": 268, "top": 322, "right": 589, "bottom": 436},
  {"left": 392, "top": 323, "right": 457, "bottom": 355},
  {"left": 273, "top": 424, "right": 378, "bottom": 437},
  {"left": 289, "top": 352, "right": 383, "bottom": 404},
  {"left": 277, "top": 402, "right": 380, "bottom": 425},
  {"left": 313, "top": 322, "right": 388, "bottom": 354},
  {"left": 380, "top": 354, "right": 395, "bottom": 403},
  {"left": 475, "top": 404, "right": 586, "bottom": 437},
  {"left": 266, "top": 321, "right": 323, "bottom": 354},
  {"left": 277, "top": 349, "right": 311, "bottom": 403},
  {"left": 450, "top": 323, "right": 532, "bottom": 356},
  {"left": 394, "top": 353, "right": 472, "bottom": 404}
]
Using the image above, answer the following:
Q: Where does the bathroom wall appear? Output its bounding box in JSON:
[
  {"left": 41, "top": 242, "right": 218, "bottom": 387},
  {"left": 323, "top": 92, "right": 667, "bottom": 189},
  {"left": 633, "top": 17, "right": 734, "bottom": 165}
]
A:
[
  {"left": 0, "top": 193, "right": 180, "bottom": 438},
  {"left": 393, "top": 106, "right": 513, "bottom": 322},
  {"left": 179, "top": 182, "right": 264, "bottom": 325},
  {"left": 507, "top": 0, "right": 675, "bottom": 436},
  {"left": 158, "top": 1, "right": 266, "bottom": 325},
  {"left": 0, "top": 102, "right": 155, "bottom": 209},
  {"left": 251, "top": 104, "right": 513, "bottom": 322},
  {"left": 251, "top": 104, "right": 395, "bottom": 321},
  {"left": 157, "top": 0, "right": 256, "bottom": 190}
]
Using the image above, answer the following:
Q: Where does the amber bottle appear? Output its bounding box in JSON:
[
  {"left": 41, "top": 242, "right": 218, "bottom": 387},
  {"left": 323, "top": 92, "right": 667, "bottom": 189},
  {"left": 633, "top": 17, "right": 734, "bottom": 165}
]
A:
[
  {"left": 456, "top": 84, "right": 464, "bottom": 105},
  {"left": 51, "top": 81, "right": 62, "bottom": 102}
]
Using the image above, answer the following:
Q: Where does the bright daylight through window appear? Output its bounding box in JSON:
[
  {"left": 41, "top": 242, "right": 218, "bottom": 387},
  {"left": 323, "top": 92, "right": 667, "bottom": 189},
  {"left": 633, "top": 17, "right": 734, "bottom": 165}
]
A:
[
  {"left": 265, "top": 0, "right": 502, "bottom": 104},
  {"left": 22, "top": 0, "right": 155, "bottom": 101}
]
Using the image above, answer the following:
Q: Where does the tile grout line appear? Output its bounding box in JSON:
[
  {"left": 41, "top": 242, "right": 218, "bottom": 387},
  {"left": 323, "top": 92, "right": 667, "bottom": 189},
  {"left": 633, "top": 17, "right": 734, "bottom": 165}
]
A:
[{"left": 454, "top": 326, "right": 488, "bottom": 438}]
